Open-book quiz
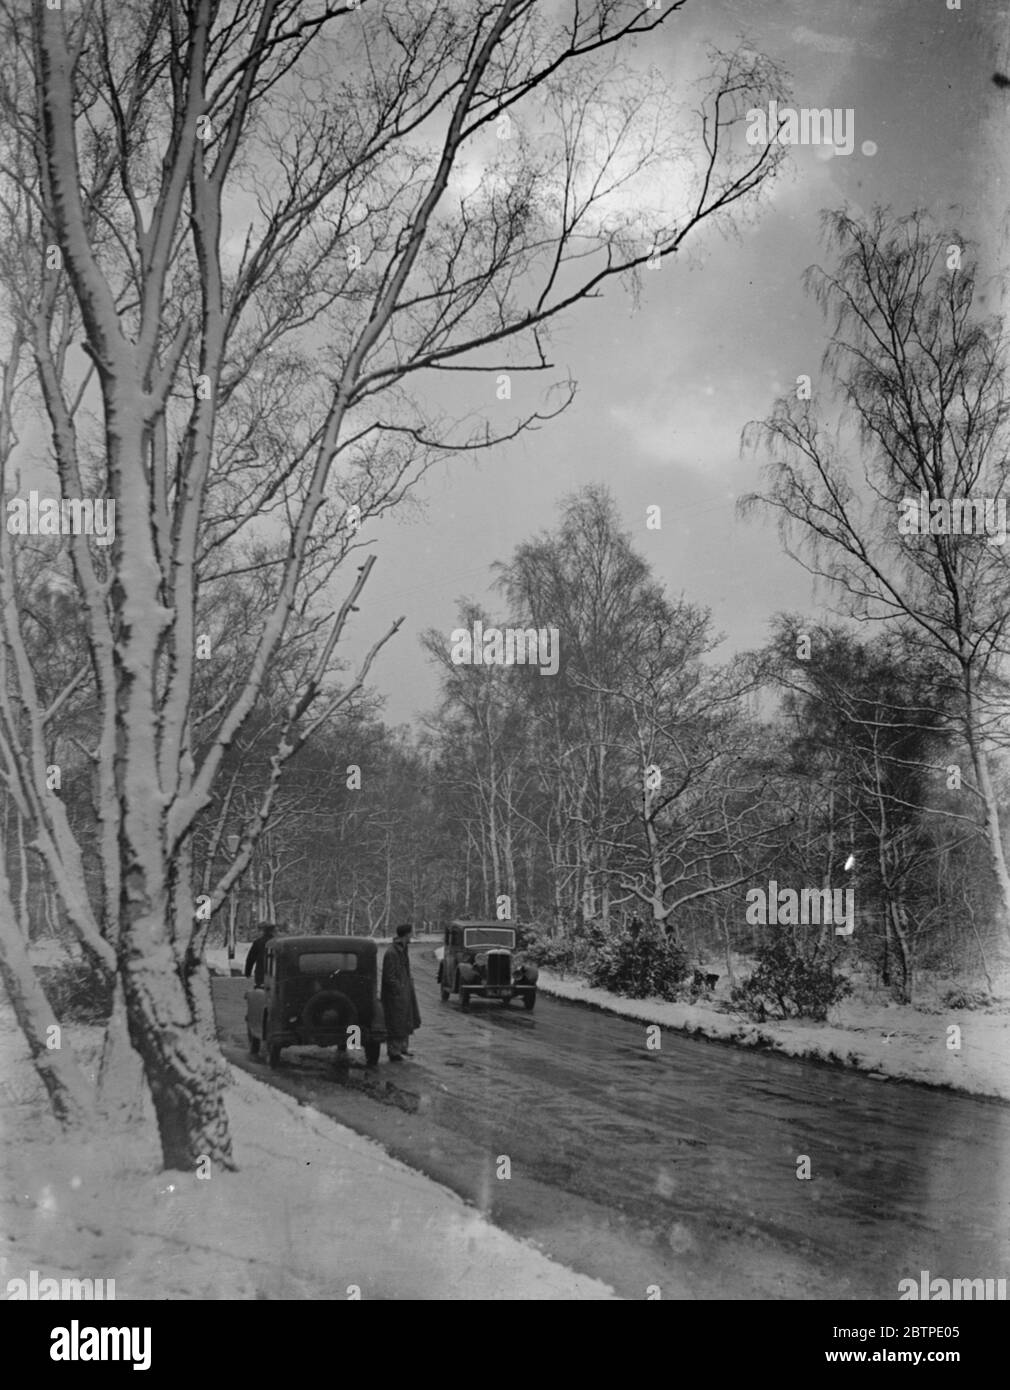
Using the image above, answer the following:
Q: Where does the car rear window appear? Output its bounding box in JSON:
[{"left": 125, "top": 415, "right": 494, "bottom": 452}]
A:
[
  {"left": 463, "top": 928, "right": 514, "bottom": 948},
  {"left": 297, "top": 952, "right": 357, "bottom": 974}
]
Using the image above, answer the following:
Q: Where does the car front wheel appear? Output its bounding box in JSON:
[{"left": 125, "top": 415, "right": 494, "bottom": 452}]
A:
[
  {"left": 364, "top": 1040, "right": 381, "bottom": 1066},
  {"left": 459, "top": 979, "right": 470, "bottom": 1012},
  {"left": 523, "top": 992, "right": 536, "bottom": 1012},
  {"left": 247, "top": 1028, "right": 260, "bottom": 1058},
  {"left": 267, "top": 1041, "right": 282, "bottom": 1068}
]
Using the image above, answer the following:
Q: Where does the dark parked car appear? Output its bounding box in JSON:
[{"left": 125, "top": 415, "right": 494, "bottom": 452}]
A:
[
  {"left": 246, "top": 935, "right": 386, "bottom": 1068},
  {"left": 438, "top": 920, "right": 538, "bottom": 1012}
]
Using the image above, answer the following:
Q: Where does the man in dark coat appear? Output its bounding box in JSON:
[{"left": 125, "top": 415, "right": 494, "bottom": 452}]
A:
[
  {"left": 381, "top": 923, "right": 421, "bottom": 1061},
  {"left": 244, "top": 922, "right": 277, "bottom": 988}
]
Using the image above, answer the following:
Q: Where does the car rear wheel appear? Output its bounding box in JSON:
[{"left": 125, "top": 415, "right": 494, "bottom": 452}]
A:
[
  {"left": 523, "top": 992, "right": 536, "bottom": 1012},
  {"left": 267, "top": 1041, "right": 282, "bottom": 1068},
  {"left": 247, "top": 1028, "right": 260, "bottom": 1057},
  {"left": 440, "top": 983, "right": 450, "bottom": 1001},
  {"left": 501, "top": 994, "right": 511, "bottom": 1008}
]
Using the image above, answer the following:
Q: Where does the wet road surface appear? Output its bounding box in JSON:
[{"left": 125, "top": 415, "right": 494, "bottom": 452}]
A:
[{"left": 212, "top": 945, "right": 1010, "bottom": 1299}]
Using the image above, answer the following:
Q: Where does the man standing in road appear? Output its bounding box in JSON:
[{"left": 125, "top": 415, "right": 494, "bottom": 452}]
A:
[
  {"left": 244, "top": 922, "right": 277, "bottom": 988},
  {"left": 382, "top": 923, "right": 421, "bottom": 1061}
]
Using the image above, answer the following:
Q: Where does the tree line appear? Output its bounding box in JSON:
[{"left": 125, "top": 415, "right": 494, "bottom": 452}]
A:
[{"left": 179, "top": 480, "right": 1001, "bottom": 1014}]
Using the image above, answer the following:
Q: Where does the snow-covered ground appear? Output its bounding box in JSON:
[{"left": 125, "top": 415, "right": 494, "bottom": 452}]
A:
[
  {"left": 1, "top": 961, "right": 616, "bottom": 1300},
  {"left": 536, "top": 969, "right": 1010, "bottom": 1101}
]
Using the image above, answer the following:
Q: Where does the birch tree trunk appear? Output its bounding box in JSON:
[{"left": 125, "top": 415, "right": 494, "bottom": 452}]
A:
[
  {"left": 97, "top": 979, "right": 151, "bottom": 1128},
  {"left": 464, "top": 825, "right": 473, "bottom": 916},
  {"left": 0, "top": 871, "right": 95, "bottom": 1126},
  {"left": 502, "top": 781, "right": 519, "bottom": 919},
  {"left": 16, "top": 812, "right": 29, "bottom": 934},
  {"left": 968, "top": 738, "right": 1010, "bottom": 945}
]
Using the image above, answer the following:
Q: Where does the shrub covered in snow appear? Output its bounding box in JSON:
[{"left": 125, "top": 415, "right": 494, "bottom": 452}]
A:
[
  {"left": 520, "top": 919, "right": 608, "bottom": 976},
  {"left": 520, "top": 922, "right": 577, "bottom": 973},
  {"left": 587, "top": 924, "right": 688, "bottom": 1001},
  {"left": 730, "top": 935, "right": 851, "bottom": 1022},
  {"left": 940, "top": 986, "right": 996, "bottom": 1011}
]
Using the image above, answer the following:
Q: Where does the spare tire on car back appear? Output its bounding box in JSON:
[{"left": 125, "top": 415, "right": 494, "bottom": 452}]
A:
[{"left": 302, "top": 990, "right": 355, "bottom": 1034}]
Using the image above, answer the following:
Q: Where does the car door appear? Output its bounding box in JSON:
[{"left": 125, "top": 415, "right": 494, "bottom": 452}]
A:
[
  {"left": 245, "top": 954, "right": 268, "bottom": 1039},
  {"left": 264, "top": 946, "right": 281, "bottom": 1038}
]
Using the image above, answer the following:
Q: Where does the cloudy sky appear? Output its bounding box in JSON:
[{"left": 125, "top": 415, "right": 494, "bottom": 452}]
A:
[{"left": 341, "top": 0, "right": 1009, "bottom": 727}]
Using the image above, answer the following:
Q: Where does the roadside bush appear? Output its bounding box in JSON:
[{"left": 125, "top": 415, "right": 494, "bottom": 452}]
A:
[
  {"left": 730, "top": 935, "right": 852, "bottom": 1022},
  {"left": 36, "top": 961, "right": 114, "bottom": 1025},
  {"left": 940, "top": 986, "right": 994, "bottom": 1011},
  {"left": 588, "top": 924, "right": 688, "bottom": 1001},
  {"left": 520, "top": 919, "right": 610, "bottom": 976},
  {"left": 520, "top": 922, "right": 577, "bottom": 974}
]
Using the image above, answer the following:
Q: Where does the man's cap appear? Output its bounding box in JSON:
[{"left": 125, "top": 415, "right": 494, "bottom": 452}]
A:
[{"left": 395, "top": 923, "right": 413, "bottom": 938}]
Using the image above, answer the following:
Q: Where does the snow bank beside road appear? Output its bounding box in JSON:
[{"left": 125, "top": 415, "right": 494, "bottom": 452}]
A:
[
  {"left": 0, "top": 998, "right": 615, "bottom": 1301},
  {"left": 537, "top": 971, "right": 1010, "bottom": 1102}
]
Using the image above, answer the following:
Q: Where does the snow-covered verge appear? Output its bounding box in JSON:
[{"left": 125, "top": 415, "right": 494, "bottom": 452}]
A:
[
  {"left": 0, "top": 994, "right": 615, "bottom": 1300},
  {"left": 536, "top": 970, "right": 1010, "bottom": 1102}
]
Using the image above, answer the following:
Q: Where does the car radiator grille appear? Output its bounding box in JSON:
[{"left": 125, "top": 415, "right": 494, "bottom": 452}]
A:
[{"left": 485, "top": 950, "right": 511, "bottom": 987}]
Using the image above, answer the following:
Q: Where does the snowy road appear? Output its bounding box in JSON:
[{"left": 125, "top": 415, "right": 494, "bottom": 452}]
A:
[{"left": 211, "top": 946, "right": 1010, "bottom": 1300}]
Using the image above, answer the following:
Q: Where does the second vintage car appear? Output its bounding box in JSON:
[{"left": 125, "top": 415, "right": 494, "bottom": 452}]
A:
[
  {"left": 246, "top": 934, "right": 386, "bottom": 1067},
  {"left": 438, "top": 919, "right": 538, "bottom": 1011}
]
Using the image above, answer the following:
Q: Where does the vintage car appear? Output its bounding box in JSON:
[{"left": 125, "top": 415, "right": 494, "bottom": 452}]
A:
[
  {"left": 246, "top": 935, "right": 386, "bottom": 1068},
  {"left": 437, "top": 919, "right": 538, "bottom": 1011}
]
